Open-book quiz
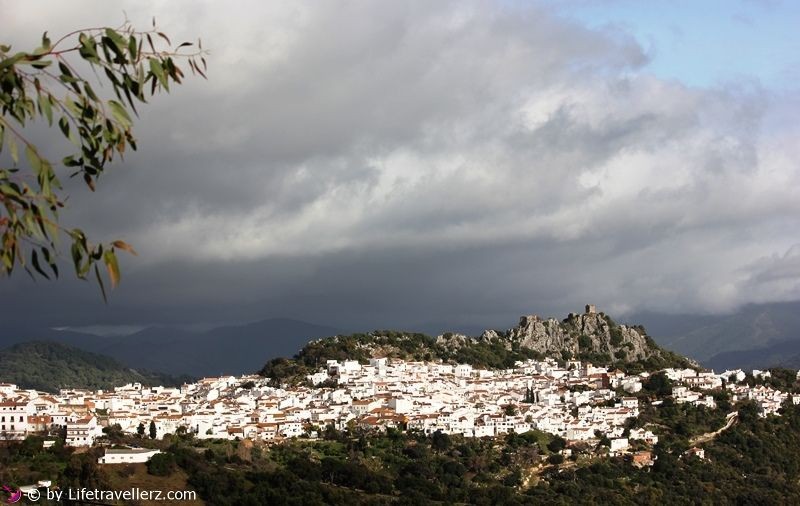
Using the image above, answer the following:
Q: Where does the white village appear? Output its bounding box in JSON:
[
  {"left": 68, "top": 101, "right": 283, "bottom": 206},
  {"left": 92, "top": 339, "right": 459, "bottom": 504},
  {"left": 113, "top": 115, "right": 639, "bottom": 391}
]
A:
[{"left": 1, "top": 353, "right": 795, "bottom": 467}]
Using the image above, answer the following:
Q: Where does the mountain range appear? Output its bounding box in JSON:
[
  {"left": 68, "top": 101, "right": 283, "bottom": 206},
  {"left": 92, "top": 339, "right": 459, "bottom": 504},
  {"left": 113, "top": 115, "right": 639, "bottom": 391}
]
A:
[
  {"left": 633, "top": 301, "right": 800, "bottom": 371},
  {"left": 0, "top": 318, "right": 339, "bottom": 378}
]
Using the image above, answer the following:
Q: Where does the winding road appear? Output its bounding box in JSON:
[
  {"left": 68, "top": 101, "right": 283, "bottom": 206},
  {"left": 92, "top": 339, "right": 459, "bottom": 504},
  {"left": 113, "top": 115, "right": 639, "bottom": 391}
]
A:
[{"left": 690, "top": 412, "right": 738, "bottom": 446}]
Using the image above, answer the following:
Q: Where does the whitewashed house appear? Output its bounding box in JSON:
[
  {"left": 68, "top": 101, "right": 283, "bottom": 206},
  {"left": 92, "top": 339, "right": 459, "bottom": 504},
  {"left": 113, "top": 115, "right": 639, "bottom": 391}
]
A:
[{"left": 98, "top": 448, "right": 162, "bottom": 464}]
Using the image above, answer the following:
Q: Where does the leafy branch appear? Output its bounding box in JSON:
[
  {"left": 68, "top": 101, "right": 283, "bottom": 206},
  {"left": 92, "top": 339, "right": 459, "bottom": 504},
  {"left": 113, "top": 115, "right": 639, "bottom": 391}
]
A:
[{"left": 0, "top": 20, "right": 206, "bottom": 299}]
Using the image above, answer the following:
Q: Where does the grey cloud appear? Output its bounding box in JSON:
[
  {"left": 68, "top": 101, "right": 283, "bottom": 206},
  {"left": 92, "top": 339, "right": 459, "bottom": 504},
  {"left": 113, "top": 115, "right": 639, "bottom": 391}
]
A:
[{"left": 1, "top": 1, "right": 799, "bottom": 330}]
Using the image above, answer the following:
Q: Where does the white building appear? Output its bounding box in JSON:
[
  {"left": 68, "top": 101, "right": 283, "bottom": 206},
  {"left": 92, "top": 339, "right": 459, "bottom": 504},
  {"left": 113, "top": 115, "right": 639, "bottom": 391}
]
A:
[
  {"left": 0, "top": 400, "right": 34, "bottom": 440},
  {"left": 66, "top": 416, "right": 101, "bottom": 446},
  {"left": 610, "top": 437, "right": 629, "bottom": 452},
  {"left": 98, "top": 448, "right": 162, "bottom": 464},
  {"left": 455, "top": 364, "right": 473, "bottom": 378}
]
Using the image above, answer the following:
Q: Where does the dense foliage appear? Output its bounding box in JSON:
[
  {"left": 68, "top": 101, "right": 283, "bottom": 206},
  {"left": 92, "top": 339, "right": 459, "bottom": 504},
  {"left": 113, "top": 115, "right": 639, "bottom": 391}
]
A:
[{"left": 0, "top": 341, "right": 189, "bottom": 391}]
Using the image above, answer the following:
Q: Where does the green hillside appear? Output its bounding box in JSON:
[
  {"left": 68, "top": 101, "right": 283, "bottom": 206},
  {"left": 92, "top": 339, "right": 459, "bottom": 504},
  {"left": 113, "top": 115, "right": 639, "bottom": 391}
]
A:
[
  {"left": 260, "top": 313, "right": 694, "bottom": 384},
  {"left": 0, "top": 341, "right": 190, "bottom": 392}
]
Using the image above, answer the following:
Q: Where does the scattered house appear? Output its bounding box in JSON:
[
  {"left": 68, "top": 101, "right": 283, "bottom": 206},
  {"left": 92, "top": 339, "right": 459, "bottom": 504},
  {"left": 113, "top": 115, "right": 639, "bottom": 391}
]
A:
[
  {"left": 609, "top": 437, "right": 629, "bottom": 453},
  {"left": 629, "top": 428, "right": 658, "bottom": 445},
  {"left": 98, "top": 448, "right": 162, "bottom": 464},
  {"left": 685, "top": 447, "right": 706, "bottom": 460},
  {"left": 722, "top": 370, "right": 746, "bottom": 383},
  {"left": 631, "top": 450, "right": 655, "bottom": 468}
]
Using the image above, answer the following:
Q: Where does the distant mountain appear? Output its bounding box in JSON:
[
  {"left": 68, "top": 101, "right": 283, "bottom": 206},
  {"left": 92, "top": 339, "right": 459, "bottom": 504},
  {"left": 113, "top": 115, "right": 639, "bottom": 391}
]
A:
[
  {"left": 633, "top": 301, "right": 800, "bottom": 370},
  {"left": 14, "top": 301, "right": 800, "bottom": 377},
  {"left": 704, "top": 339, "right": 800, "bottom": 372},
  {"left": 97, "top": 318, "right": 341, "bottom": 377},
  {"left": 0, "top": 341, "right": 188, "bottom": 392},
  {"left": 0, "top": 318, "right": 341, "bottom": 378},
  {"left": 0, "top": 325, "right": 112, "bottom": 353}
]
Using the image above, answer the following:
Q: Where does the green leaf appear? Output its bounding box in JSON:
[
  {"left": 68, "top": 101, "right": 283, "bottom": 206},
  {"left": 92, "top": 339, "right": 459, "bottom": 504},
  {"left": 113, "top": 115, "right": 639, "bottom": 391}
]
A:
[
  {"left": 0, "top": 52, "right": 25, "bottom": 71},
  {"left": 105, "top": 28, "right": 127, "bottom": 50},
  {"left": 108, "top": 100, "right": 132, "bottom": 128},
  {"left": 78, "top": 33, "right": 99, "bottom": 61},
  {"left": 41, "top": 246, "right": 58, "bottom": 278},
  {"left": 25, "top": 145, "right": 43, "bottom": 176},
  {"left": 128, "top": 35, "right": 138, "bottom": 60},
  {"left": 30, "top": 59, "right": 52, "bottom": 69},
  {"left": 64, "top": 97, "right": 82, "bottom": 118},
  {"left": 149, "top": 58, "right": 168, "bottom": 90},
  {"left": 103, "top": 249, "right": 120, "bottom": 288},
  {"left": 58, "top": 61, "right": 73, "bottom": 78},
  {"left": 58, "top": 117, "right": 70, "bottom": 138},
  {"left": 38, "top": 93, "right": 53, "bottom": 125},
  {"left": 94, "top": 263, "right": 108, "bottom": 303},
  {"left": 31, "top": 250, "right": 50, "bottom": 280},
  {"left": 84, "top": 82, "right": 99, "bottom": 102},
  {"left": 71, "top": 242, "right": 84, "bottom": 278},
  {"left": 0, "top": 184, "right": 20, "bottom": 198}
]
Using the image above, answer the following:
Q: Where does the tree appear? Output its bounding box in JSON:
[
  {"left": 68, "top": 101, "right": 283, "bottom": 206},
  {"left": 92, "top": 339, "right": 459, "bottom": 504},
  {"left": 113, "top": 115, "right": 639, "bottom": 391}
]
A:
[
  {"left": 547, "top": 436, "right": 566, "bottom": 453},
  {"left": 0, "top": 21, "right": 205, "bottom": 296},
  {"left": 431, "top": 430, "right": 451, "bottom": 452},
  {"left": 136, "top": 422, "right": 145, "bottom": 438},
  {"left": 101, "top": 423, "right": 124, "bottom": 443},
  {"left": 643, "top": 371, "right": 673, "bottom": 397},
  {"left": 147, "top": 452, "right": 175, "bottom": 476},
  {"left": 149, "top": 420, "right": 157, "bottom": 439}
]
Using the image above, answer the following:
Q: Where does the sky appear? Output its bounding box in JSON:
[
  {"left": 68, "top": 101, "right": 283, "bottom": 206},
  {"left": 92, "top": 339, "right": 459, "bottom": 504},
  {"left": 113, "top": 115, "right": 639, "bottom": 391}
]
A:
[{"left": 1, "top": 0, "right": 799, "bottom": 333}]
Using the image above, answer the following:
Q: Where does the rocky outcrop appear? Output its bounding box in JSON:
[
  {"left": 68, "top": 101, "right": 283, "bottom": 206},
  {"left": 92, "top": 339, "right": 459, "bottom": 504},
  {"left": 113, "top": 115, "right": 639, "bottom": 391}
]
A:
[
  {"left": 435, "top": 332, "right": 470, "bottom": 349},
  {"left": 479, "top": 329, "right": 501, "bottom": 341},
  {"left": 472, "top": 305, "right": 663, "bottom": 363}
]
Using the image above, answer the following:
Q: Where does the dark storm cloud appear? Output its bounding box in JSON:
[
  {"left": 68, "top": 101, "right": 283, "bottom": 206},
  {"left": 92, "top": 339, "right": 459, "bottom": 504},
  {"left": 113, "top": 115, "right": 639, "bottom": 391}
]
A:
[{"left": 1, "top": 1, "right": 799, "bottom": 330}]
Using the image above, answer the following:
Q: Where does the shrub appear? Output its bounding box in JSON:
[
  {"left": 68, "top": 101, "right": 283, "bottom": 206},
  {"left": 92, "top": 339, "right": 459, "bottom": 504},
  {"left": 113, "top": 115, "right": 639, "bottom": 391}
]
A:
[{"left": 147, "top": 453, "right": 176, "bottom": 476}]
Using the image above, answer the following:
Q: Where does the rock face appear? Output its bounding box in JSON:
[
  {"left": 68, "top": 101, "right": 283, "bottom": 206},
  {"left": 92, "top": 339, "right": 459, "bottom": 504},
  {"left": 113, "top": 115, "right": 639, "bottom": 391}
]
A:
[
  {"left": 435, "top": 333, "right": 470, "bottom": 349},
  {"left": 475, "top": 306, "right": 659, "bottom": 362}
]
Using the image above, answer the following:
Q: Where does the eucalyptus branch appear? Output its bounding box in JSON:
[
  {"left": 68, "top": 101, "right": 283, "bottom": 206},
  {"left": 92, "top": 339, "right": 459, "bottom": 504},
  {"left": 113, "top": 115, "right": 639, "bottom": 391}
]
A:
[{"left": 0, "top": 22, "right": 204, "bottom": 297}]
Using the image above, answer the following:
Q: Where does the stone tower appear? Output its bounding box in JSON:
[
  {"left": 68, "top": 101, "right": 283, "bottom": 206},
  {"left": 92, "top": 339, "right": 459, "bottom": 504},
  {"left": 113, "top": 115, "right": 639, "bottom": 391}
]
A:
[{"left": 585, "top": 304, "right": 597, "bottom": 314}]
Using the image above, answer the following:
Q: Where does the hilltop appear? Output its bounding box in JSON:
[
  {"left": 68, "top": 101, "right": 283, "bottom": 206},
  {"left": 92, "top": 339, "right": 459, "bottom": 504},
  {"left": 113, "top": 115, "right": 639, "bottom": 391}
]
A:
[
  {"left": 0, "top": 341, "right": 190, "bottom": 392},
  {"left": 260, "top": 305, "right": 694, "bottom": 381}
]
